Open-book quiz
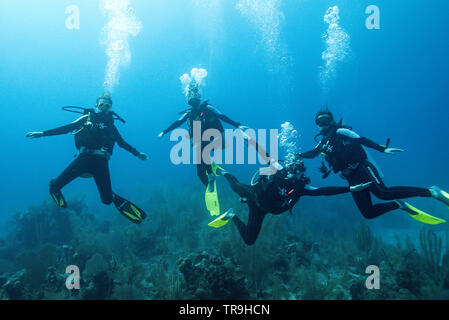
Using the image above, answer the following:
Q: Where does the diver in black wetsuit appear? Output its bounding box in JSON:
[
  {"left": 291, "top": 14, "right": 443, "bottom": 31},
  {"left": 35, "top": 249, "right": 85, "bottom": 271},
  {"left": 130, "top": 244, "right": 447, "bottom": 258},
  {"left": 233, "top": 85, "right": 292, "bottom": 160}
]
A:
[
  {"left": 299, "top": 108, "right": 449, "bottom": 224},
  {"left": 157, "top": 83, "right": 247, "bottom": 187},
  {"left": 207, "top": 158, "right": 372, "bottom": 245},
  {"left": 26, "top": 93, "right": 149, "bottom": 224}
]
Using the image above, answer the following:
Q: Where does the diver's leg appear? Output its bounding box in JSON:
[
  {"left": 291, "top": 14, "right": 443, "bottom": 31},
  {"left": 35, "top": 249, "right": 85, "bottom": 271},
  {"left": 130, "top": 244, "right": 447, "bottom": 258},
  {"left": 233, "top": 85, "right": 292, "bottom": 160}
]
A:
[
  {"left": 90, "top": 157, "right": 146, "bottom": 223},
  {"left": 351, "top": 190, "right": 399, "bottom": 219},
  {"left": 223, "top": 173, "right": 257, "bottom": 202},
  {"left": 362, "top": 163, "right": 431, "bottom": 200},
  {"left": 232, "top": 204, "right": 267, "bottom": 246},
  {"left": 347, "top": 165, "right": 399, "bottom": 219},
  {"left": 49, "top": 155, "right": 88, "bottom": 208},
  {"left": 196, "top": 139, "right": 213, "bottom": 187},
  {"left": 197, "top": 163, "right": 209, "bottom": 187},
  {"left": 50, "top": 155, "right": 86, "bottom": 194},
  {"left": 91, "top": 157, "right": 113, "bottom": 205},
  {"left": 371, "top": 185, "right": 431, "bottom": 200}
]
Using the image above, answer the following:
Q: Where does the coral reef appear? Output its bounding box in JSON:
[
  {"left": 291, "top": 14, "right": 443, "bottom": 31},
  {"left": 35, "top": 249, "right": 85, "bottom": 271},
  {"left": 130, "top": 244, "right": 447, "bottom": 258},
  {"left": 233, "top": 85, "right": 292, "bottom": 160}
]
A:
[
  {"left": 177, "top": 251, "right": 250, "bottom": 299},
  {"left": 0, "top": 183, "right": 448, "bottom": 300}
]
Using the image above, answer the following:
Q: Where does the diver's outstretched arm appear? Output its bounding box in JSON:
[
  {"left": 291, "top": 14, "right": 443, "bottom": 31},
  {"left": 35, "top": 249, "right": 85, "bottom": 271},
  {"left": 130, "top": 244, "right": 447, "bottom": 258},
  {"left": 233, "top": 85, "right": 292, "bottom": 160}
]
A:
[
  {"left": 358, "top": 137, "right": 388, "bottom": 152},
  {"left": 302, "top": 185, "right": 350, "bottom": 196},
  {"left": 26, "top": 115, "right": 87, "bottom": 138},
  {"left": 336, "top": 128, "right": 403, "bottom": 154},
  {"left": 302, "top": 182, "right": 372, "bottom": 196},
  {"left": 207, "top": 105, "right": 241, "bottom": 128},
  {"left": 112, "top": 126, "right": 147, "bottom": 160},
  {"left": 299, "top": 142, "right": 322, "bottom": 159},
  {"left": 218, "top": 114, "right": 241, "bottom": 128},
  {"left": 158, "top": 113, "right": 189, "bottom": 138}
]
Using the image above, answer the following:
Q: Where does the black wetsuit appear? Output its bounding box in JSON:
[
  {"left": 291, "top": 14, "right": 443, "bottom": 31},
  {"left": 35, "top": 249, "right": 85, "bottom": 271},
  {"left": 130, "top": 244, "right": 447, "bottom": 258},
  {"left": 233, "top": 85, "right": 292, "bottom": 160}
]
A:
[
  {"left": 223, "top": 168, "right": 350, "bottom": 245},
  {"left": 162, "top": 101, "right": 241, "bottom": 186},
  {"left": 44, "top": 111, "right": 140, "bottom": 205},
  {"left": 300, "top": 126, "right": 431, "bottom": 219}
]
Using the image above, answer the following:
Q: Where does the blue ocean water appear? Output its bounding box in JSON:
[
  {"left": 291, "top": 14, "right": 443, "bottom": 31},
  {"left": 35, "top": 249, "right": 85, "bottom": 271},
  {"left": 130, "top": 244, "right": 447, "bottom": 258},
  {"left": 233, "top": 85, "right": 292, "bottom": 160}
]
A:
[
  {"left": 0, "top": 0, "right": 448, "bottom": 299},
  {"left": 2, "top": 0, "right": 447, "bottom": 222}
]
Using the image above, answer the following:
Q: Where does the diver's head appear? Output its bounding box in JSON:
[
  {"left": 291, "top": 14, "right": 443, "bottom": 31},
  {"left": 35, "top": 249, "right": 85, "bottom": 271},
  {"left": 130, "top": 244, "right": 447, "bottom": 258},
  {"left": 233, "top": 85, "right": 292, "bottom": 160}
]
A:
[
  {"left": 287, "top": 154, "right": 310, "bottom": 183},
  {"left": 96, "top": 92, "right": 113, "bottom": 113},
  {"left": 186, "top": 83, "right": 201, "bottom": 108},
  {"left": 188, "top": 97, "right": 201, "bottom": 108},
  {"left": 315, "top": 107, "right": 334, "bottom": 130}
]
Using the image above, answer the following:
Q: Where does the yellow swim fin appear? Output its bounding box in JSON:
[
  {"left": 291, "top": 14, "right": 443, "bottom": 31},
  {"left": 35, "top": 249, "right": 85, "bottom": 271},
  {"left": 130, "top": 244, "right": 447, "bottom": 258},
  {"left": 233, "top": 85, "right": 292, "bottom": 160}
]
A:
[
  {"left": 396, "top": 200, "right": 446, "bottom": 225},
  {"left": 113, "top": 194, "right": 147, "bottom": 224},
  {"left": 205, "top": 178, "right": 220, "bottom": 216},
  {"left": 50, "top": 190, "right": 67, "bottom": 208},
  {"left": 208, "top": 209, "right": 235, "bottom": 228},
  {"left": 430, "top": 186, "right": 449, "bottom": 209},
  {"left": 211, "top": 162, "right": 225, "bottom": 176}
]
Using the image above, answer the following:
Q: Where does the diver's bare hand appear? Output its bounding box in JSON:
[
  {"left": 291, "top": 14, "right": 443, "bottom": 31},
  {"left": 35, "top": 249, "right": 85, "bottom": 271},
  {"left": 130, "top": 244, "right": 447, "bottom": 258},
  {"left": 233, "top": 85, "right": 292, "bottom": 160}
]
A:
[
  {"left": 350, "top": 182, "right": 373, "bottom": 192},
  {"left": 384, "top": 148, "right": 404, "bottom": 155},
  {"left": 137, "top": 152, "right": 149, "bottom": 161},
  {"left": 26, "top": 132, "right": 44, "bottom": 139}
]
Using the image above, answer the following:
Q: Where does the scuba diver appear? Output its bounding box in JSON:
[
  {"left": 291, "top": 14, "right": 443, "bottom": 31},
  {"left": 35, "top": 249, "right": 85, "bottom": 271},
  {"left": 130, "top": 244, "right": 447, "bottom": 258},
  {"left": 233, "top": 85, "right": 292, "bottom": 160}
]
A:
[
  {"left": 158, "top": 79, "right": 248, "bottom": 216},
  {"left": 158, "top": 82, "right": 246, "bottom": 187},
  {"left": 206, "top": 158, "right": 372, "bottom": 246},
  {"left": 299, "top": 108, "right": 449, "bottom": 225},
  {"left": 26, "top": 93, "right": 149, "bottom": 224}
]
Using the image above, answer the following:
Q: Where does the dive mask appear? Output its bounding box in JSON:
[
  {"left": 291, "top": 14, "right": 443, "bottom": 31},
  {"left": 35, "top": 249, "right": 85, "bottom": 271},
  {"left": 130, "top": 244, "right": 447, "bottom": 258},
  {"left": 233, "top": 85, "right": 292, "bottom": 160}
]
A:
[
  {"left": 316, "top": 114, "right": 332, "bottom": 128},
  {"left": 97, "top": 99, "right": 112, "bottom": 112}
]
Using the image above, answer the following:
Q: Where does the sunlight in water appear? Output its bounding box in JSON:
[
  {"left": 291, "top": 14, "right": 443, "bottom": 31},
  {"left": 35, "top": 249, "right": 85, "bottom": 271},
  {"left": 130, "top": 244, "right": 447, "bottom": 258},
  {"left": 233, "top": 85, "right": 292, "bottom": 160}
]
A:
[
  {"left": 191, "top": 0, "right": 223, "bottom": 54},
  {"left": 237, "top": 0, "right": 283, "bottom": 55}
]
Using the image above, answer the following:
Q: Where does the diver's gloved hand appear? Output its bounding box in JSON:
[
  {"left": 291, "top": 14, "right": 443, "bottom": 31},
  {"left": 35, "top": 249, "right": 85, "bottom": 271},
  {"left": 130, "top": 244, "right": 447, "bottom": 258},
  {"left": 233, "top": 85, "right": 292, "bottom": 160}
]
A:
[
  {"left": 350, "top": 182, "right": 373, "bottom": 192},
  {"left": 26, "top": 132, "right": 44, "bottom": 139},
  {"left": 157, "top": 132, "right": 164, "bottom": 139},
  {"left": 137, "top": 152, "right": 149, "bottom": 161},
  {"left": 319, "top": 165, "right": 329, "bottom": 175},
  {"left": 384, "top": 148, "right": 404, "bottom": 155}
]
